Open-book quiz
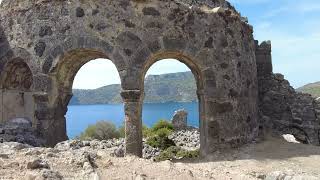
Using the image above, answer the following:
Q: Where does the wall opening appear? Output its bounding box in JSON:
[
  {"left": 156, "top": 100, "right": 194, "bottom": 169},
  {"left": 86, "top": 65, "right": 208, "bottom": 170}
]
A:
[
  {"left": 142, "top": 58, "right": 201, "bottom": 153},
  {"left": 2, "top": 58, "right": 33, "bottom": 91},
  {"left": 0, "top": 58, "right": 34, "bottom": 124},
  {"left": 65, "top": 58, "right": 124, "bottom": 139}
]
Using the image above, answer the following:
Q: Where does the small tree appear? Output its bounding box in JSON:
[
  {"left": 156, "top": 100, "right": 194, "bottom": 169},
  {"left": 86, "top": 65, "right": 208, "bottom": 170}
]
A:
[
  {"left": 151, "top": 119, "right": 173, "bottom": 132},
  {"left": 79, "top": 121, "right": 120, "bottom": 140}
]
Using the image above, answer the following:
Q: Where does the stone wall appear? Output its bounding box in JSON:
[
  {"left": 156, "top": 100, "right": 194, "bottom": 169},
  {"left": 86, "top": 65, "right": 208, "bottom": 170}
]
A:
[
  {"left": 0, "top": 0, "right": 259, "bottom": 157},
  {"left": 256, "top": 41, "right": 320, "bottom": 145}
]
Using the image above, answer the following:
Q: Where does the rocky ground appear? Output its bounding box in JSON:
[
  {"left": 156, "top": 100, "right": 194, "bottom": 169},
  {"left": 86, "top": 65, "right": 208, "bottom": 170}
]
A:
[{"left": 1, "top": 133, "right": 320, "bottom": 180}]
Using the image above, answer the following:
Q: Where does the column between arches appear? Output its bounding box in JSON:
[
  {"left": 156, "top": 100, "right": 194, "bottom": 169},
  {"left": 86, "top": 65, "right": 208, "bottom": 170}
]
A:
[{"left": 121, "top": 89, "right": 143, "bottom": 157}]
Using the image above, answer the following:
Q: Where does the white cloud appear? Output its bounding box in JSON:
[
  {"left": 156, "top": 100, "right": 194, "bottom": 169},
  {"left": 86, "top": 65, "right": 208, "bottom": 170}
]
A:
[
  {"left": 72, "top": 59, "right": 120, "bottom": 89},
  {"left": 146, "top": 59, "right": 190, "bottom": 76}
]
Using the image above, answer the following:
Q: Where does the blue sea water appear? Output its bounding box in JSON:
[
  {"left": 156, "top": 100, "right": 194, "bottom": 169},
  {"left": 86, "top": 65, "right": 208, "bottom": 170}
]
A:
[{"left": 66, "top": 102, "right": 199, "bottom": 138}]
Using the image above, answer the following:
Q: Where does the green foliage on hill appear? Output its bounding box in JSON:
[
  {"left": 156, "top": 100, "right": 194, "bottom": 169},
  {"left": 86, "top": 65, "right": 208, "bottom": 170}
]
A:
[
  {"left": 297, "top": 81, "right": 320, "bottom": 98},
  {"left": 69, "top": 71, "right": 197, "bottom": 105}
]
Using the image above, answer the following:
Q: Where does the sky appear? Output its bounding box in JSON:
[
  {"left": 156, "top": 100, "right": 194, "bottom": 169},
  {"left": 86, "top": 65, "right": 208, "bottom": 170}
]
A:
[
  {"left": 72, "top": 59, "right": 189, "bottom": 89},
  {"left": 229, "top": 0, "right": 320, "bottom": 88}
]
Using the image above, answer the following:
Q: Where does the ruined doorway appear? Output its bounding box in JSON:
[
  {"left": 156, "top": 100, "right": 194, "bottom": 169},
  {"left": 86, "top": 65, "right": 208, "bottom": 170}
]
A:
[
  {"left": 44, "top": 48, "right": 124, "bottom": 146},
  {"left": 66, "top": 59, "right": 123, "bottom": 139},
  {"left": 142, "top": 57, "right": 204, "bottom": 155}
]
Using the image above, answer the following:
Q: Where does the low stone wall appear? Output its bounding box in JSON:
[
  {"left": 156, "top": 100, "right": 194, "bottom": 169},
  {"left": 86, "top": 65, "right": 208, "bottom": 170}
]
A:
[{"left": 0, "top": 118, "right": 45, "bottom": 146}]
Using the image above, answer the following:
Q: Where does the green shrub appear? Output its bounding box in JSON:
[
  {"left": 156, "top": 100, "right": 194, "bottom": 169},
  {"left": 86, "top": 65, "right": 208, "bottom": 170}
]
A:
[
  {"left": 176, "top": 149, "right": 200, "bottom": 159},
  {"left": 146, "top": 128, "right": 175, "bottom": 150},
  {"left": 154, "top": 146, "right": 180, "bottom": 161},
  {"left": 155, "top": 146, "right": 200, "bottom": 162},
  {"left": 142, "top": 125, "right": 152, "bottom": 138},
  {"left": 79, "top": 124, "right": 97, "bottom": 140},
  {"left": 118, "top": 125, "right": 125, "bottom": 138},
  {"left": 151, "top": 120, "right": 173, "bottom": 132},
  {"left": 79, "top": 121, "right": 120, "bottom": 140},
  {"left": 145, "top": 120, "right": 175, "bottom": 150}
]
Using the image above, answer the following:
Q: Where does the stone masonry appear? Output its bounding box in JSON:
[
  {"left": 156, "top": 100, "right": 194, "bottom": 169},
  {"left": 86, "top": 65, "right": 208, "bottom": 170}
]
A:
[
  {"left": 172, "top": 109, "right": 188, "bottom": 130},
  {"left": 256, "top": 41, "right": 320, "bottom": 145},
  {"left": 1, "top": 0, "right": 315, "bottom": 158}
]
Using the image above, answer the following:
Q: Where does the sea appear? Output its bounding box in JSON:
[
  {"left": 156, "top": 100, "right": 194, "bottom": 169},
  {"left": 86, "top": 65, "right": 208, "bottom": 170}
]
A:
[{"left": 66, "top": 102, "right": 199, "bottom": 138}]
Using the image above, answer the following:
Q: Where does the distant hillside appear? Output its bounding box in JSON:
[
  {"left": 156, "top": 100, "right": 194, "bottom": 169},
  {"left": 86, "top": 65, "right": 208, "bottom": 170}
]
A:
[
  {"left": 297, "top": 82, "right": 320, "bottom": 98},
  {"left": 70, "top": 71, "right": 197, "bottom": 105}
]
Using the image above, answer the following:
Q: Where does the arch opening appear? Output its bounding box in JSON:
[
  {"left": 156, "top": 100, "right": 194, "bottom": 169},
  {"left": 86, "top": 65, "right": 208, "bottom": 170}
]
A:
[
  {"left": 66, "top": 59, "right": 123, "bottom": 139},
  {"left": 141, "top": 56, "right": 204, "bottom": 158},
  {"left": 46, "top": 49, "right": 124, "bottom": 145},
  {"left": 0, "top": 58, "right": 34, "bottom": 124}
]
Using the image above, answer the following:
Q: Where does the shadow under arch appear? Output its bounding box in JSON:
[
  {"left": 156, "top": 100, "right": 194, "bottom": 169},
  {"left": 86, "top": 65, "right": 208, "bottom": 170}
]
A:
[{"left": 140, "top": 51, "right": 209, "bottom": 156}]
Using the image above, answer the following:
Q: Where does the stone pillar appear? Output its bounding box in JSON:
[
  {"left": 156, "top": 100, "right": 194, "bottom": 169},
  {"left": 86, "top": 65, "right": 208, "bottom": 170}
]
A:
[
  {"left": 197, "top": 89, "right": 208, "bottom": 156},
  {"left": 121, "top": 90, "right": 143, "bottom": 157},
  {"left": 255, "top": 40, "right": 272, "bottom": 78}
]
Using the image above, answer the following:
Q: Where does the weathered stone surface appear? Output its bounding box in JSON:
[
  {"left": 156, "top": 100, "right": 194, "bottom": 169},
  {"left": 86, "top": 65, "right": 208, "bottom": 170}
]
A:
[
  {"left": 0, "top": 0, "right": 260, "bottom": 157},
  {"left": 256, "top": 41, "right": 320, "bottom": 145},
  {"left": 0, "top": 118, "right": 45, "bottom": 146},
  {"left": 172, "top": 109, "right": 188, "bottom": 130},
  {"left": 34, "top": 41, "right": 46, "bottom": 57},
  {"left": 39, "top": 26, "right": 53, "bottom": 37},
  {"left": 27, "top": 158, "right": 50, "bottom": 169}
]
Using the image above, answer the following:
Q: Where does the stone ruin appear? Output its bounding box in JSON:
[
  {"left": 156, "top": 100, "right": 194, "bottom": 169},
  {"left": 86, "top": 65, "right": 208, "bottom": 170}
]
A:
[
  {"left": 256, "top": 41, "right": 320, "bottom": 145},
  {"left": 172, "top": 109, "right": 188, "bottom": 130},
  {"left": 0, "top": 0, "right": 319, "bottom": 157}
]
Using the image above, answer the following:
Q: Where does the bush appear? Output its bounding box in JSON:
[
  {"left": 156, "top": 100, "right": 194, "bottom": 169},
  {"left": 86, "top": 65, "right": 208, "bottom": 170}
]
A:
[
  {"left": 142, "top": 125, "right": 152, "bottom": 138},
  {"left": 155, "top": 146, "right": 200, "bottom": 162},
  {"left": 118, "top": 125, "right": 125, "bottom": 138},
  {"left": 176, "top": 149, "right": 199, "bottom": 159},
  {"left": 79, "top": 121, "right": 120, "bottom": 140},
  {"left": 146, "top": 128, "right": 175, "bottom": 150},
  {"left": 151, "top": 120, "right": 173, "bottom": 132},
  {"left": 154, "top": 146, "right": 180, "bottom": 161}
]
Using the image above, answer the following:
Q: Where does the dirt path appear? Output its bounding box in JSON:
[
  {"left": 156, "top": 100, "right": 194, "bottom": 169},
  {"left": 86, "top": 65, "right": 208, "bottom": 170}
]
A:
[{"left": 1, "top": 137, "right": 320, "bottom": 180}]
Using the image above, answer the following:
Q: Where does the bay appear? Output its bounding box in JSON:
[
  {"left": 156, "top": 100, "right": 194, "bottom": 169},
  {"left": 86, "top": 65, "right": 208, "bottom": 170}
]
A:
[{"left": 66, "top": 102, "right": 199, "bottom": 138}]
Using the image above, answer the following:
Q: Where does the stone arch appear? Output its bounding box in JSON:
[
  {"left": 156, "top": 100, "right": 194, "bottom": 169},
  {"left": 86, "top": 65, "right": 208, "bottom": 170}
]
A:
[
  {"left": 0, "top": 48, "right": 38, "bottom": 125},
  {"left": 0, "top": 47, "right": 38, "bottom": 90},
  {"left": 40, "top": 36, "right": 126, "bottom": 146},
  {"left": 1, "top": 58, "right": 33, "bottom": 91}
]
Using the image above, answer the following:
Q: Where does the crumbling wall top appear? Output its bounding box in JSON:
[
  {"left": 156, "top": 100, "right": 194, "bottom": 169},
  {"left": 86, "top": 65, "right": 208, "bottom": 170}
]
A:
[{"left": 0, "top": 0, "right": 238, "bottom": 14}]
